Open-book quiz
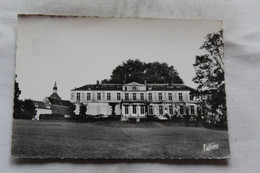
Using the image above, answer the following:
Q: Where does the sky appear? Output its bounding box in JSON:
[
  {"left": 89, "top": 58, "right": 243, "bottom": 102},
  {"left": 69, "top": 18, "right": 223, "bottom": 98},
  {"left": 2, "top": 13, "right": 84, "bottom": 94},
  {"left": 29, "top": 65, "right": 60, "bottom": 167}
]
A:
[{"left": 15, "top": 16, "right": 222, "bottom": 101}]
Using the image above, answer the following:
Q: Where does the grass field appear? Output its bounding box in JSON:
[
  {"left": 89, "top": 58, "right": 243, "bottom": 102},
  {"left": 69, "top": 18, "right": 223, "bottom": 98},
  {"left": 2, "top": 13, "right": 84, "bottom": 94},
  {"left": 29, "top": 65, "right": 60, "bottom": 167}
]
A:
[{"left": 12, "top": 119, "right": 230, "bottom": 159}]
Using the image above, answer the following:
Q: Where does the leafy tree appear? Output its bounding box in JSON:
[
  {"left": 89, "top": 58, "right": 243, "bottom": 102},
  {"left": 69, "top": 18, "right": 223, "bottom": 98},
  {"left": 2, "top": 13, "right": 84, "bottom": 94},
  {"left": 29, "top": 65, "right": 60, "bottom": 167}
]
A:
[
  {"left": 102, "top": 59, "right": 183, "bottom": 84},
  {"left": 145, "top": 62, "right": 183, "bottom": 84},
  {"left": 193, "top": 30, "right": 227, "bottom": 126}
]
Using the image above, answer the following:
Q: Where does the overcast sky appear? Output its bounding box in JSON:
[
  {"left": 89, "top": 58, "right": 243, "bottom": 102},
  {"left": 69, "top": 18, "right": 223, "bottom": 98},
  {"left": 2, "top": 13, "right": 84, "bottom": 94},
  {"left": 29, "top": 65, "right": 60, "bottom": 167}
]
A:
[{"left": 16, "top": 16, "right": 222, "bottom": 101}]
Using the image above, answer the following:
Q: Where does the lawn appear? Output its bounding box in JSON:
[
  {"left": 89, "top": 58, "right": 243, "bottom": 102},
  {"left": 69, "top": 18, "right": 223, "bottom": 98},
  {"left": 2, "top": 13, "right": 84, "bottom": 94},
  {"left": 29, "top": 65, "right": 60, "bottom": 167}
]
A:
[{"left": 11, "top": 119, "right": 230, "bottom": 159}]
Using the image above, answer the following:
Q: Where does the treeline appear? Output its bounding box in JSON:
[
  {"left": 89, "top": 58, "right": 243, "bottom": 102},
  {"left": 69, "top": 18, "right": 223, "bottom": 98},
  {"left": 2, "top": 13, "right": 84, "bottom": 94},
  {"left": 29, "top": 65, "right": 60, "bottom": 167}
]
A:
[{"left": 101, "top": 59, "right": 183, "bottom": 84}]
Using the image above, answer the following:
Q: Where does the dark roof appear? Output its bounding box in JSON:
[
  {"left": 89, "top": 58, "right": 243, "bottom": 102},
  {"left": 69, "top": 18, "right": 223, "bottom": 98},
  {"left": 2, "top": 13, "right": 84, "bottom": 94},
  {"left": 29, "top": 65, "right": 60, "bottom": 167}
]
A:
[
  {"left": 48, "top": 97, "right": 70, "bottom": 106},
  {"left": 32, "top": 100, "right": 49, "bottom": 109},
  {"left": 146, "top": 84, "right": 196, "bottom": 91},
  {"left": 72, "top": 83, "right": 195, "bottom": 91},
  {"left": 72, "top": 84, "right": 122, "bottom": 91},
  {"left": 49, "top": 93, "right": 61, "bottom": 100}
]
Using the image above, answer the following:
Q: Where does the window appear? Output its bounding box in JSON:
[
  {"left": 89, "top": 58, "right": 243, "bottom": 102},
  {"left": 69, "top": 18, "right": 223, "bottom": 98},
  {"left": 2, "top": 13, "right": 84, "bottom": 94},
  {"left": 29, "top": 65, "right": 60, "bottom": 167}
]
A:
[
  {"left": 97, "top": 93, "right": 101, "bottom": 100},
  {"left": 169, "top": 105, "right": 174, "bottom": 115},
  {"left": 190, "top": 105, "right": 195, "bottom": 115},
  {"left": 179, "top": 93, "right": 183, "bottom": 101},
  {"left": 87, "top": 93, "right": 91, "bottom": 100},
  {"left": 148, "top": 105, "right": 153, "bottom": 115},
  {"left": 180, "top": 105, "right": 184, "bottom": 114},
  {"left": 133, "top": 106, "right": 137, "bottom": 114},
  {"left": 125, "top": 87, "right": 127, "bottom": 91},
  {"left": 140, "top": 93, "right": 144, "bottom": 101},
  {"left": 158, "top": 93, "right": 163, "bottom": 101},
  {"left": 168, "top": 93, "right": 172, "bottom": 100},
  {"left": 76, "top": 93, "right": 80, "bottom": 101},
  {"left": 133, "top": 93, "right": 137, "bottom": 100},
  {"left": 190, "top": 93, "right": 193, "bottom": 101},
  {"left": 125, "top": 106, "right": 129, "bottom": 114},
  {"left": 117, "top": 93, "right": 121, "bottom": 100},
  {"left": 148, "top": 93, "right": 152, "bottom": 100},
  {"left": 107, "top": 93, "right": 111, "bottom": 100},
  {"left": 125, "top": 93, "right": 129, "bottom": 100},
  {"left": 159, "top": 105, "right": 163, "bottom": 115},
  {"left": 140, "top": 106, "right": 145, "bottom": 114},
  {"left": 133, "top": 86, "right": 137, "bottom": 90}
]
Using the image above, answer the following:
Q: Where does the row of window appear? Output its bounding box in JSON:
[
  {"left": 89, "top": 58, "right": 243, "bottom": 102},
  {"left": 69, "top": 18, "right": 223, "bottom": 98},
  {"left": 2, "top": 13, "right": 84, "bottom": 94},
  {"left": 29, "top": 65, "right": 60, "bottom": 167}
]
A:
[
  {"left": 124, "top": 105, "right": 195, "bottom": 115},
  {"left": 75, "top": 92, "right": 194, "bottom": 101},
  {"left": 125, "top": 105, "right": 146, "bottom": 114}
]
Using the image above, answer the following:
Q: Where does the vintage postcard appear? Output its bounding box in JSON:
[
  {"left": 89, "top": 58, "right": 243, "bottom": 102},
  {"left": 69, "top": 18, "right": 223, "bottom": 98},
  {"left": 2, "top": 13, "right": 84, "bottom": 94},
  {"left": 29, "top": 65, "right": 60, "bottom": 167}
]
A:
[{"left": 12, "top": 15, "right": 230, "bottom": 159}]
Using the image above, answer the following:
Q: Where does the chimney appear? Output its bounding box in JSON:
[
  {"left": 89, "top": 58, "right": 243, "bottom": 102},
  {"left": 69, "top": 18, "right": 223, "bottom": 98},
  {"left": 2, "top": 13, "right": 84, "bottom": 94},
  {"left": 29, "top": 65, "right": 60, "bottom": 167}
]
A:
[{"left": 96, "top": 80, "right": 100, "bottom": 85}]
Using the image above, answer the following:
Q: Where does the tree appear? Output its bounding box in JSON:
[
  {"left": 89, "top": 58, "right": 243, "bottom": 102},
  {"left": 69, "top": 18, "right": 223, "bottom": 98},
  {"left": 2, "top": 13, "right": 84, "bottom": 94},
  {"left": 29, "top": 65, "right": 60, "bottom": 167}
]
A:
[
  {"left": 22, "top": 99, "right": 36, "bottom": 119},
  {"left": 13, "top": 77, "right": 36, "bottom": 119},
  {"left": 193, "top": 30, "right": 227, "bottom": 126},
  {"left": 102, "top": 59, "right": 183, "bottom": 84},
  {"left": 13, "top": 79, "right": 22, "bottom": 119}
]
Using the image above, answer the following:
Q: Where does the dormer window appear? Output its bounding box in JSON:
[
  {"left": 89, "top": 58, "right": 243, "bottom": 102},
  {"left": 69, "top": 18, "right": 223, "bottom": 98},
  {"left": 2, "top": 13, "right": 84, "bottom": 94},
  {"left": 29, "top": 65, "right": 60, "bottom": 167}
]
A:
[{"left": 133, "top": 86, "right": 137, "bottom": 90}]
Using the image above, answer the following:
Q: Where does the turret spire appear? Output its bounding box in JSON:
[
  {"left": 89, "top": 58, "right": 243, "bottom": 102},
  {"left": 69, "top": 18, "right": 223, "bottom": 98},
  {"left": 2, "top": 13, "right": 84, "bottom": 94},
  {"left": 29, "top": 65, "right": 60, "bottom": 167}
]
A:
[{"left": 53, "top": 81, "right": 57, "bottom": 93}]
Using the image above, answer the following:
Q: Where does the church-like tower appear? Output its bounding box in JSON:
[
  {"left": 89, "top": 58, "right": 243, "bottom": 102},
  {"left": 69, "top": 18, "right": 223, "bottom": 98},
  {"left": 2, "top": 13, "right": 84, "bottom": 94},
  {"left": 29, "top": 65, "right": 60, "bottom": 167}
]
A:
[{"left": 48, "top": 81, "right": 61, "bottom": 100}]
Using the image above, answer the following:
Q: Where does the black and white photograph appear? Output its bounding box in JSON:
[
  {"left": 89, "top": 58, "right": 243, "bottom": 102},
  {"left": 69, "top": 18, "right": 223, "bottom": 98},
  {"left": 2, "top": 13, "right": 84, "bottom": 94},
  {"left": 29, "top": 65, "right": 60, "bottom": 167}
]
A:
[{"left": 12, "top": 15, "right": 230, "bottom": 159}]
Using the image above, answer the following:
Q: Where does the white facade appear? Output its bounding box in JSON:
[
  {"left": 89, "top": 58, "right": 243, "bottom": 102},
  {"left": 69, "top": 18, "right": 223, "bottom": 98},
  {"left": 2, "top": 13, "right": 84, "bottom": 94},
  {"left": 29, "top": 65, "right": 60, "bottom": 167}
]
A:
[
  {"left": 71, "top": 82, "right": 197, "bottom": 121},
  {"left": 34, "top": 108, "right": 52, "bottom": 120}
]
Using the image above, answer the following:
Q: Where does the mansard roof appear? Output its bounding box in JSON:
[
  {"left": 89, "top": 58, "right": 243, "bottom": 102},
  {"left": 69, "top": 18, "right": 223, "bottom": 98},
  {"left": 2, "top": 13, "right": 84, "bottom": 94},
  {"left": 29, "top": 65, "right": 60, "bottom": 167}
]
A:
[
  {"left": 72, "top": 82, "right": 195, "bottom": 91},
  {"left": 146, "top": 84, "right": 195, "bottom": 91},
  {"left": 72, "top": 84, "right": 122, "bottom": 91}
]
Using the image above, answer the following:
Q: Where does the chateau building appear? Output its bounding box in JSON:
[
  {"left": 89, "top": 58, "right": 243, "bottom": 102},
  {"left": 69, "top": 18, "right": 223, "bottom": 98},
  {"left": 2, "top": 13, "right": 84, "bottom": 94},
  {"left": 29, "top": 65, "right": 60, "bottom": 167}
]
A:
[{"left": 71, "top": 81, "right": 197, "bottom": 121}]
